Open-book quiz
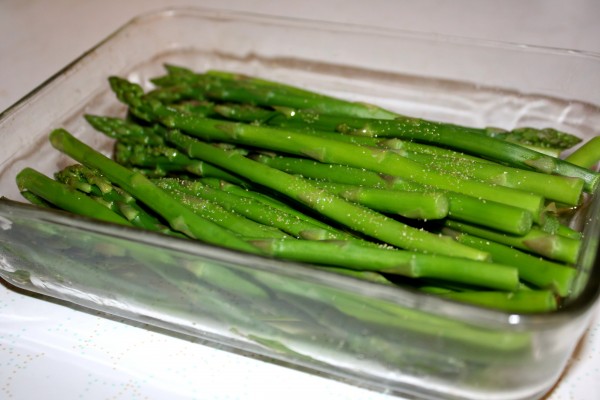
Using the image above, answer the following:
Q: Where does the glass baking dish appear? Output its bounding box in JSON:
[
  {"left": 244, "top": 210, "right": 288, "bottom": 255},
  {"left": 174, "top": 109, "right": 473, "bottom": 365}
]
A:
[{"left": 0, "top": 7, "right": 599, "bottom": 400}]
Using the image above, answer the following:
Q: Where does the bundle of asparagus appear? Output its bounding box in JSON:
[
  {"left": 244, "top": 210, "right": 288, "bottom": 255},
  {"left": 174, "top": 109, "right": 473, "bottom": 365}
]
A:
[{"left": 16, "top": 65, "right": 600, "bottom": 313}]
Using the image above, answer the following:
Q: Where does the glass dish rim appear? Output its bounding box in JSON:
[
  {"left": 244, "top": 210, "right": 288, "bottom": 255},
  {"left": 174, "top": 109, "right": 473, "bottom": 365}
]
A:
[{"left": 0, "top": 5, "right": 599, "bottom": 330}]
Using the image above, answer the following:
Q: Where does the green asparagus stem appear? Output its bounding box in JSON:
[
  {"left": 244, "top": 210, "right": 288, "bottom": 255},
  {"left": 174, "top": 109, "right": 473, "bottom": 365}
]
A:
[
  {"left": 250, "top": 238, "right": 518, "bottom": 291},
  {"left": 485, "top": 126, "right": 582, "bottom": 152},
  {"left": 214, "top": 103, "right": 583, "bottom": 205},
  {"left": 443, "top": 220, "right": 581, "bottom": 265},
  {"left": 87, "top": 114, "right": 249, "bottom": 185},
  {"left": 254, "top": 154, "right": 535, "bottom": 235},
  {"left": 18, "top": 190, "right": 55, "bottom": 208},
  {"left": 215, "top": 102, "right": 500, "bottom": 163},
  {"left": 149, "top": 67, "right": 398, "bottom": 119},
  {"left": 163, "top": 187, "right": 290, "bottom": 239},
  {"left": 16, "top": 167, "right": 133, "bottom": 226},
  {"left": 316, "top": 266, "right": 396, "bottom": 285},
  {"left": 314, "top": 181, "right": 450, "bottom": 220},
  {"left": 438, "top": 290, "right": 558, "bottom": 313},
  {"left": 54, "top": 164, "right": 176, "bottom": 234},
  {"left": 565, "top": 136, "right": 600, "bottom": 169},
  {"left": 197, "top": 177, "right": 337, "bottom": 232},
  {"left": 447, "top": 231, "right": 576, "bottom": 296},
  {"left": 233, "top": 104, "right": 596, "bottom": 193},
  {"left": 154, "top": 177, "right": 357, "bottom": 241},
  {"left": 156, "top": 66, "right": 582, "bottom": 152},
  {"left": 539, "top": 213, "right": 582, "bottom": 240},
  {"left": 162, "top": 115, "right": 546, "bottom": 218},
  {"left": 162, "top": 129, "right": 489, "bottom": 260},
  {"left": 402, "top": 151, "right": 583, "bottom": 206},
  {"left": 48, "top": 129, "right": 260, "bottom": 254},
  {"left": 332, "top": 115, "right": 599, "bottom": 193},
  {"left": 109, "top": 76, "right": 547, "bottom": 217},
  {"left": 85, "top": 114, "right": 165, "bottom": 145}
]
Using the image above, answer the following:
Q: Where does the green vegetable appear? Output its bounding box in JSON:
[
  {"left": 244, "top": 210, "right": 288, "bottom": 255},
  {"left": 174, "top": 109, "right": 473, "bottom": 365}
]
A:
[
  {"left": 443, "top": 220, "right": 581, "bottom": 265},
  {"left": 254, "top": 154, "right": 535, "bottom": 235},
  {"left": 154, "top": 177, "right": 360, "bottom": 241},
  {"left": 447, "top": 231, "right": 576, "bottom": 296},
  {"left": 163, "top": 128, "right": 489, "bottom": 260},
  {"left": 250, "top": 238, "right": 518, "bottom": 291},
  {"left": 13, "top": 66, "right": 595, "bottom": 316},
  {"left": 565, "top": 136, "right": 600, "bottom": 169},
  {"left": 16, "top": 167, "right": 133, "bottom": 227},
  {"left": 48, "top": 128, "right": 260, "bottom": 254},
  {"left": 54, "top": 164, "right": 177, "bottom": 234}
]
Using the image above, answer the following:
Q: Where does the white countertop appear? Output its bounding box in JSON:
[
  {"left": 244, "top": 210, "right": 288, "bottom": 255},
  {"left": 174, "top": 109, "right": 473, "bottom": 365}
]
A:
[{"left": 1, "top": 1, "right": 599, "bottom": 399}]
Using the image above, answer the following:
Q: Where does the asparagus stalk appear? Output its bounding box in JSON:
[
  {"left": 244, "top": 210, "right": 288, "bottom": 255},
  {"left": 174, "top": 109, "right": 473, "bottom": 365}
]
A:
[
  {"left": 54, "top": 164, "right": 176, "bottom": 234},
  {"left": 486, "top": 126, "right": 582, "bottom": 152},
  {"left": 155, "top": 66, "right": 582, "bottom": 152},
  {"left": 197, "top": 177, "right": 337, "bottom": 233},
  {"left": 223, "top": 102, "right": 595, "bottom": 192},
  {"left": 215, "top": 103, "right": 498, "bottom": 164},
  {"left": 85, "top": 114, "right": 165, "bottom": 145},
  {"left": 314, "top": 181, "right": 450, "bottom": 220},
  {"left": 565, "top": 136, "right": 600, "bottom": 169},
  {"left": 254, "top": 154, "right": 535, "bottom": 235},
  {"left": 154, "top": 177, "right": 358, "bottom": 241},
  {"left": 214, "top": 103, "right": 584, "bottom": 205},
  {"left": 16, "top": 167, "right": 133, "bottom": 227},
  {"left": 110, "top": 76, "right": 547, "bottom": 217},
  {"left": 438, "top": 290, "right": 557, "bottom": 313},
  {"left": 161, "top": 114, "right": 546, "bottom": 218},
  {"left": 48, "top": 129, "right": 260, "bottom": 254},
  {"left": 402, "top": 151, "right": 583, "bottom": 205},
  {"left": 447, "top": 231, "right": 576, "bottom": 296},
  {"left": 162, "top": 129, "right": 489, "bottom": 260},
  {"left": 250, "top": 238, "right": 518, "bottom": 291},
  {"left": 332, "top": 115, "right": 599, "bottom": 193},
  {"left": 149, "top": 66, "right": 398, "bottom": 119},
  {"left": 443, "top": 220, "right": 581, "bottom": 265},
  {"left": 163, "top": 187, "right": 290, "bottom": 239},
  {"left": 87, "top": 114, "right": 249, "bottom": 186}
]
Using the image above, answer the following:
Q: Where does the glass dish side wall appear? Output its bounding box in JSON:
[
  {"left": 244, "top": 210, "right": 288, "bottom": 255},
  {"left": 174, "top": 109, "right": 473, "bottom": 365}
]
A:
[
  {"left": 0, "top": 8, "right": 599, "bottom": 400},
  {"left": 1, "top": 199, "right": 597, "bottom": 400}
]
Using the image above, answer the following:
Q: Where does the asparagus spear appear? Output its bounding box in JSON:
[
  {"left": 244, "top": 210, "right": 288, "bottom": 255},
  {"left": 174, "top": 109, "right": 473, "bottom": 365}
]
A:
[
  {"left": 565, "top": 136, "right": 600, "bottom": 169},
  {"left": 447, "top": 231, "right": 576, "bottom": 296},
  {"left": 16, "top": 168, "right": 133, "bottom": 226},
  {"left": 250, "top": 238, "right": 518, "bottom": 291},
  {"left": 48, "top": 129, "right": 260, "bottom": 254},
  {"left": 154, "top": 177, "right": 358, "bottom": 241},
  {"left": 110, "top": 76, "right": 548, "bottom": 217},
  {"left": 197, "top": 177, "right": 337, "bottom": 233},
  {"left": 253, "top": 154, "right": 535, "bottom": 235},
  {"left": 485, "top": 126, "right": 582, "bottom": 152},
  {"left": 313, "top": 181, "right": 450, "bottom": 220},
  {"left": 87, "top": 114, "right": 249, "bottom": 186},
  {"left": 165, "top": 115, "right": 546, "bottom": 218},
  {"left": 162, "top": 128, "right": 489, "bottom": 260},
  {"left": 439, "top": 290, "right": 557, "bottom": 313},
  {"left": 149, "top": 66, "right": 398, "bottom": 119},
  {"left": 402, "top": 151, "right": 583, "bottom": 206},
  {"left": 214, "top": 103, "right": 583, "bottom": 204},
  {"left": 443, "top": 220, "right": 581, "bottom": 265},
  {"left": 216, "top": 100, "right": 595, "bottom": 193},
  {"left": 54, "top": 164, "right": 177, "bottom": 234},
  {"left": 155, "top": 66, "right": 582, "bottom": 152},
  {"left": 163, "top": 187, "right": 290, "bottom": 239},
  {"left": 332, "top": 114, "right": 598, "bottom": 193}
]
